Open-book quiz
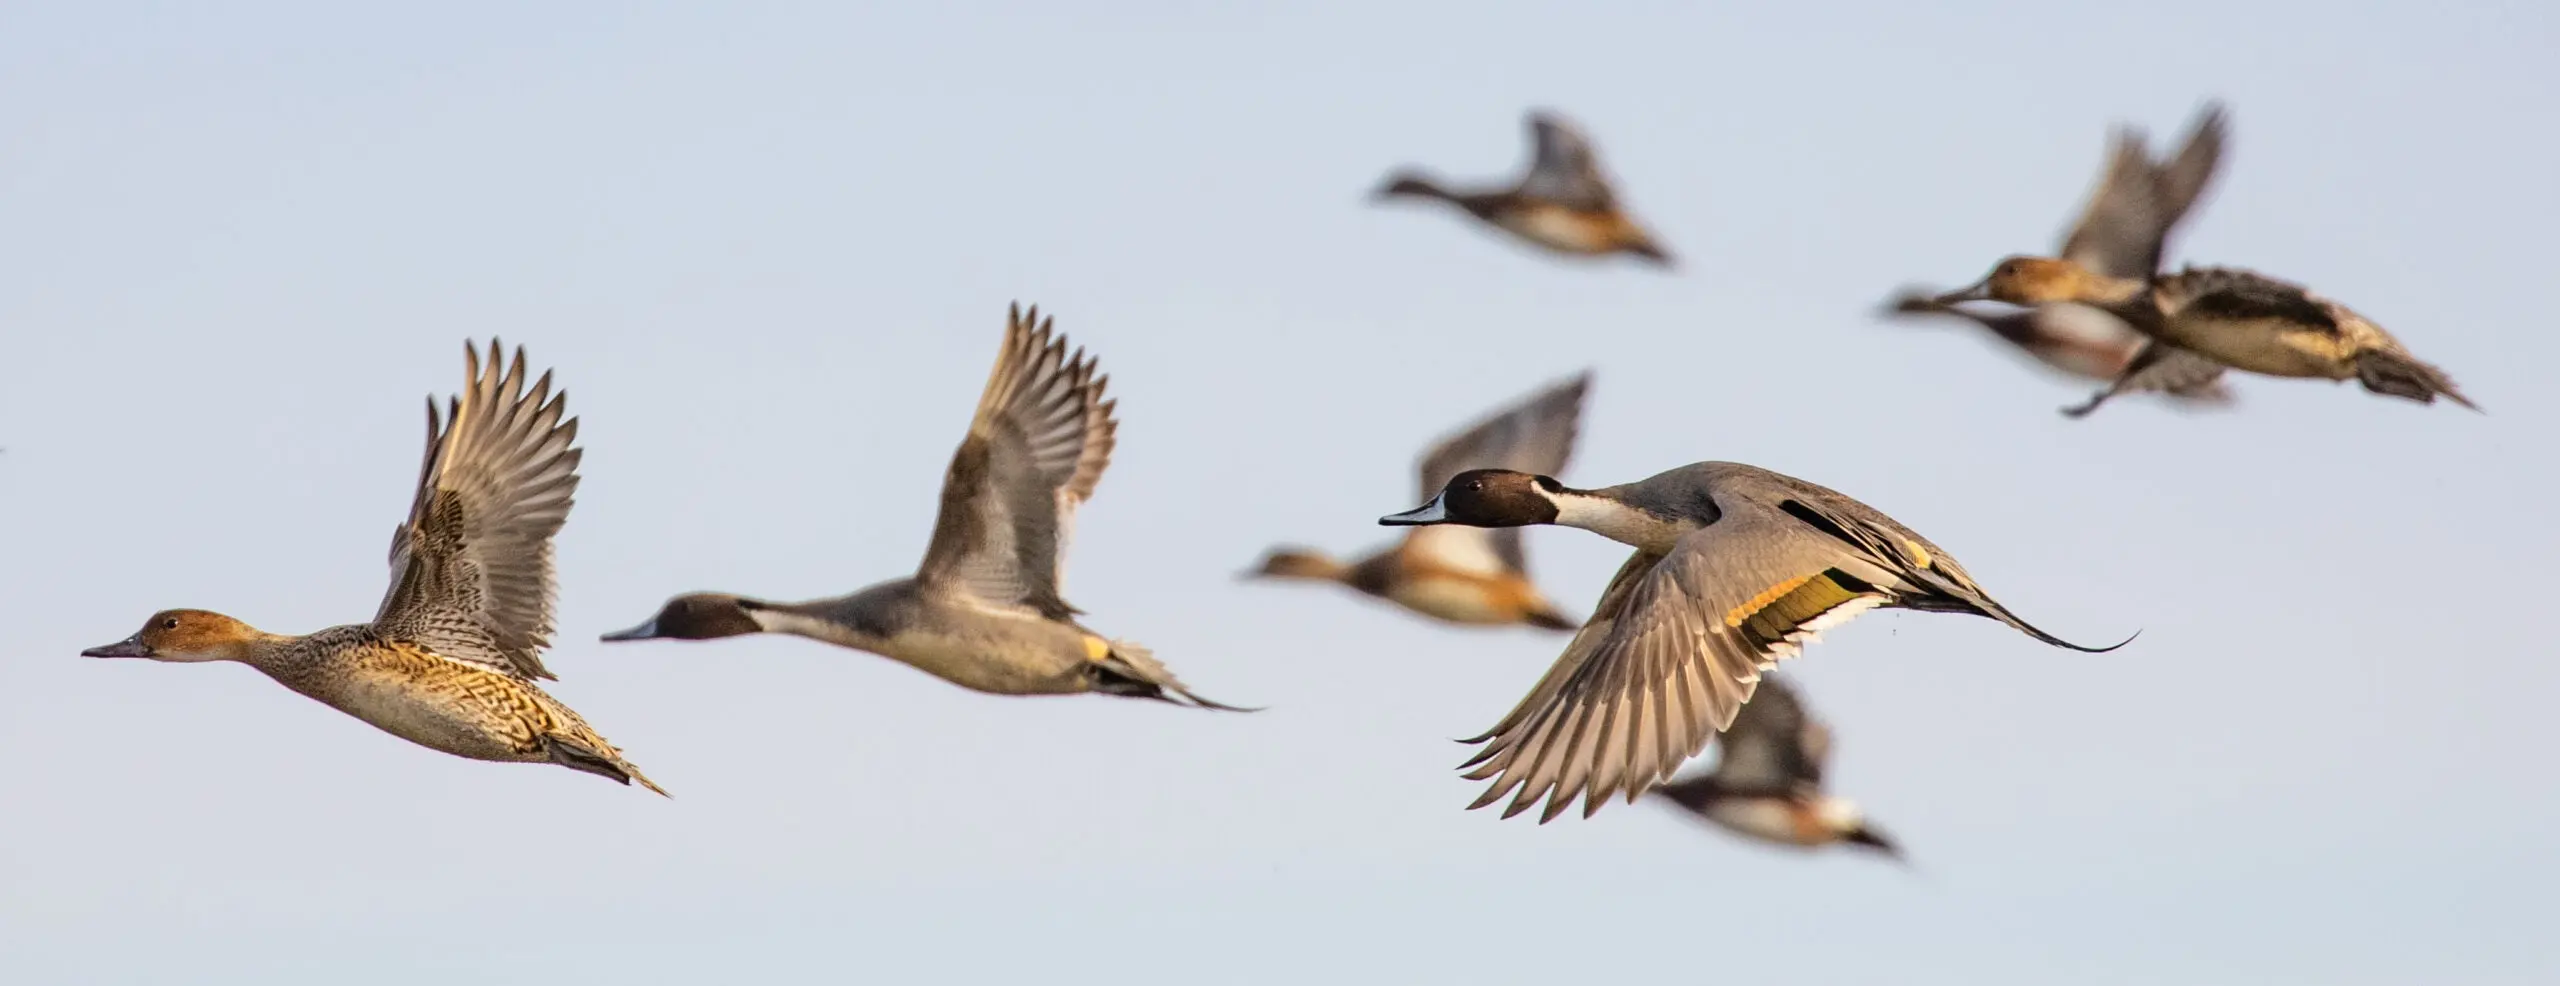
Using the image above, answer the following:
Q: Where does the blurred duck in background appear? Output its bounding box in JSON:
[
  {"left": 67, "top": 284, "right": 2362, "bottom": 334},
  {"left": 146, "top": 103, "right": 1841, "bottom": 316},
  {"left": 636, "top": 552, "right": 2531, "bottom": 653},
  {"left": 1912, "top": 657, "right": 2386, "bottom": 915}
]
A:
[
  {"left": 1887, "top": 102, "right": 2233, "bottom": 416},
  {"left": 1654, "top": 675, "right": 1899, "bottom": 861},
  {"left": 1375, "top": 110, "right": 1674, "bottom": 266},
  {"left": 1248, "top": 372, "right": 1589, "bottom": 631}
]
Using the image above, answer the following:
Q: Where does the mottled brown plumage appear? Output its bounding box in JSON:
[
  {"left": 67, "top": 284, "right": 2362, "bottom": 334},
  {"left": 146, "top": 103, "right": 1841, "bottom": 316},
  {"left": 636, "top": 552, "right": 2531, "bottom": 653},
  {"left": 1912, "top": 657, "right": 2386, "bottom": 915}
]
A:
[{"left": 80, "top": 342, "right": 663, "bottom": 795}]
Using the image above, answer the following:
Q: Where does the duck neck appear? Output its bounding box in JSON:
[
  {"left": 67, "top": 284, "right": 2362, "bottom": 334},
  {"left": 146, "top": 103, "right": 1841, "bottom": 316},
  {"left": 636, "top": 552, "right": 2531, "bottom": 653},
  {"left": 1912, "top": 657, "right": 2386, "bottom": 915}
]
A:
[
  {"left": 1549, "top": 488, "right": 1684, "bottom": 553},
  {"left": 746, "top": 598, "right": 892, "bottom": 652},
  {"left": 1384, "top": 176, "right": 1458, "bottom": 204},
  {"left": 2074, "top": 273, "right": 2157, "bottom": 324}
]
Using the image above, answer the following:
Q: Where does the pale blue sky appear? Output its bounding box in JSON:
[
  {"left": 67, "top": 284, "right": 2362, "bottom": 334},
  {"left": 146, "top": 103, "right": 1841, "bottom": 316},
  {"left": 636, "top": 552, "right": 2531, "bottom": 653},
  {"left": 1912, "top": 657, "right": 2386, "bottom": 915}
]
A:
[{"left": 4, "top": 3, "right": 2555, "bottom": 983}]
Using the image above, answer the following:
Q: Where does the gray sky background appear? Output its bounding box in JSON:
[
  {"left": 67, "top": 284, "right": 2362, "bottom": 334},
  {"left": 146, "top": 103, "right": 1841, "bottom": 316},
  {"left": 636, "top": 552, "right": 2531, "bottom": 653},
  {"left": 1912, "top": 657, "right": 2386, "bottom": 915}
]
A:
[{"left": 4, "top": 3, "right": 2555, "bottom": 983}]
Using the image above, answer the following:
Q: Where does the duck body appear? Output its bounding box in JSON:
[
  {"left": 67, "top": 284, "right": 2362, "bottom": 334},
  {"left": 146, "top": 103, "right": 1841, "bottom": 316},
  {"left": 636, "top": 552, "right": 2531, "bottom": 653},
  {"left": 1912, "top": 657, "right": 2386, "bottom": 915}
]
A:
[
  {"left": 734, "top": 580, "right": 1144, "bottom": 697},
  {"left": 1376, "top": 553, "right": 1566, "bottom": 628},
  {"left": 2145, "top": 266, "right": 2474, "bottom": 406},
  {"left": 1664, "top": 784, "right": 1886, "bottom": 851},
  {"left": 1270, "top": 543, "right": 1573, "bottom": 628},
  {"left": 1488, "top": 197, "right": 1659, "bottom": 258},
  {"left": 247, "top": 623, "right": 647, "bottom": 784}
]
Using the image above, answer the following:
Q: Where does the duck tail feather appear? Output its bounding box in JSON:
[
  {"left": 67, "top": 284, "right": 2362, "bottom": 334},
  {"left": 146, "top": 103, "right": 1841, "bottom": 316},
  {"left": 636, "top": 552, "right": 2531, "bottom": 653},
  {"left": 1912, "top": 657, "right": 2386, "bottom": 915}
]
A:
[
  {"left": 1903, "top": 571, "right": 2135, "bottom": 654},
  {"left": 1096, "top": 640, "right": 1261, "bottom": 712},
  {"left": 2357, "top": 351, "right": 2479, "bottom": 411},
  {"left": 543, "top": 736, "right": 672, "bottom": 798}
]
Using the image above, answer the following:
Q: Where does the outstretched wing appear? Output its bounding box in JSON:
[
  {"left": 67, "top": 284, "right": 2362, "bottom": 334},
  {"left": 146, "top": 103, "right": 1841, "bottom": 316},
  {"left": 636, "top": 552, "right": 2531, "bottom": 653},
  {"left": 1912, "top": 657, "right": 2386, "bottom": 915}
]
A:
[
  {"left": 1409, "top": 372, "right": 1591, "bottom": 576},
  {"left": 373, "top": 340, "right": 582, "bottom": 681},
  {"left": 1457, "top": 501, "right": 1894, "bottom": 822},
  {"left": 914, "top": 305, "right": 1118, "bottom": 618},
  {"left": 2156, "top": 102, "right": 2229, "bottom": 222},
  {"left": 2061, "top": 104, "right": 2228, "bottom": 279},
  {"left": 1517, "top": 111, "right": 1616, "bottom": 212}
]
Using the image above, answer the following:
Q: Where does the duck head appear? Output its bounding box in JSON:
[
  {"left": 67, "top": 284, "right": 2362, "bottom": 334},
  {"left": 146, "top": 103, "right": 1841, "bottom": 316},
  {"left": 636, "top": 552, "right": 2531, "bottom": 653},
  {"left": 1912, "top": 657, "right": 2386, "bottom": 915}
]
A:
[
  {"left": 1933, "top": 256, "right": 2110, "bottom": 306},
  {"left": 599, "top": 593, "right": 769, "bottom": 642},
  {"left": 82, "top": 609, "right": 263, "bottom": 663},
  {"left": 1372, "top": 170, "right": 1454, "bottom": 203},
  {"left": 1381, "top": 468, "right": 1565, "bottom": 528}
]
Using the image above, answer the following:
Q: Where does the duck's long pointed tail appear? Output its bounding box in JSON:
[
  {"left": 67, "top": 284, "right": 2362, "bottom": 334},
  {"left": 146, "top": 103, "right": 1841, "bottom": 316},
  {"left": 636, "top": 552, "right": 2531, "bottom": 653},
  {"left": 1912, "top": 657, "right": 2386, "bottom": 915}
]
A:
[
  {"left": 1093, "top": 639, "right": 1262, "bottom": 712},
  {"left": 543, "top": 734, "right": 673, "bottom": 798},
  {"left": 2357, "top": 350, "right": 2479, "bottom": 411}
]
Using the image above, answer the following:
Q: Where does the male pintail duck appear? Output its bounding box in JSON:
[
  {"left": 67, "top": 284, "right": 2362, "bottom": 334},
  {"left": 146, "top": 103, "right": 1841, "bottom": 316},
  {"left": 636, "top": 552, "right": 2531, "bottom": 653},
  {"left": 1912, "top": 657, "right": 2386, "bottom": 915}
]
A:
[
  {"left": 81, "top": 342, "right": 665, "bottom": 795},
  {"left": 1379, "top": 463, "right": 2128, "bottom": 821},
  {"left": 602, "top": 305, "right": 1249, "bottom": 710},
  {"left": 1246, "top": 372, "right": 1589, "bottom": 631},
  {"left": 1653, "top": 675, "right": 1897, "bottom": 860},
  {"left": 1932, "top": 259, "right": 2479, "bottom": 414},
  {"left": 1375, "top": 110, "right": 1672, "bottom": 266},
  {"left": 1888, "top": 102, "right": 2233, "bottom": 413}
]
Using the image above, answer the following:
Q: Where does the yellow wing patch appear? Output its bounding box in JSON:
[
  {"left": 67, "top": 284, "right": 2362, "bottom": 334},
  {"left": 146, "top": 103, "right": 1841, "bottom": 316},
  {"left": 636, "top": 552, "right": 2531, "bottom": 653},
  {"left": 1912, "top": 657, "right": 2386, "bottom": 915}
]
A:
[
  {"left": 1726, "top": 574, "right": 1815, "bottom": 629},
  {"left": 1081, "top": 635, "right": 1111, "bottom": 663},
  {"left": 1901, "top": 539, "right": 1931, "bottom": 569},
  {"left": 1729, "top": 572, "right": 1872, "bottom": 653}
]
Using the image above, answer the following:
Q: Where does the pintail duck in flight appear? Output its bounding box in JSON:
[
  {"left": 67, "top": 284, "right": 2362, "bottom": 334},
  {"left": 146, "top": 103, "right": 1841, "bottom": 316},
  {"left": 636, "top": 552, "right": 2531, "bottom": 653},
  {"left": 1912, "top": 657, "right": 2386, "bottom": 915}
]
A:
[
  {"left": 1375, "top": 111, "right": 1672, "bottom": 266},
  {"left": 1889, "top": 102, "right": 2233, "bottom": 414},
  {"left": 1932, "top": 259, "right": 2479, "bottom": 415},
  {"left": 603, "top": 305, "right": 1249, "bottom": 711},
  {"left": 1247, "top": 372, "right": 1589, "bottom": 631},
  {"left": 81, "top": 342, "right": 665, "bottom": 795},
  {"left": 1922, "top": 106, "right": 2477, "bottom": 414},
  {"left": 1653, "top": 675, "right": 1898, "bottom": 859},
  {"left": 1379, "top": 463, "right": 2127, "bottom": 822}
]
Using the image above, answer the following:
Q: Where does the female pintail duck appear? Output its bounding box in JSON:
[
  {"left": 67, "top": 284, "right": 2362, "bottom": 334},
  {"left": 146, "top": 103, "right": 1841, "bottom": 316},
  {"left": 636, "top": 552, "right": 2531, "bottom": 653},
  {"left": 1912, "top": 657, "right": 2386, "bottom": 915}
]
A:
[
  {"left": 1379, "top": 463, "right": 2128, "bottom": 822},
  {"left": 1375, "top": 110, "right": 1672, "bottom": 266},
  {"left": 1888, "top": 102, "right": 2233, "bottom": 414},
  {"left": 1932, "top": 259, "right": 2479, "bottom": 415},
  {"left": 1246, "top": 372, "right": 1589, "bottom": 631},
  {"left": 1653, "top": 675, "right": 1898, "bottom": 860},
  {"left": 80, "top": 342, "right": 665, "bottom": 795},
  {"left": 602, "top": 305, "right": 1248, "bottom": 710}
]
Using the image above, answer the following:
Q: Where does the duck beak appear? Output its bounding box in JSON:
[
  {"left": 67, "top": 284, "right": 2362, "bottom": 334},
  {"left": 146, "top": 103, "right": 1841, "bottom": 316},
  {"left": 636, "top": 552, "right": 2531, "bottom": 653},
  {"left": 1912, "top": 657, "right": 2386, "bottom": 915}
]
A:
[
  {"left": 1929, "top": 278, "right": 1993, "bottom": 306},
  {"left": 597, "top": 618, "right": 661, "bottom": 643},
  {"left": 81, "top": 636, "right": 152, "bottom": 659},
  {"left": 1379, "top": 494, "right": 1449, "bottom": 526}
]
